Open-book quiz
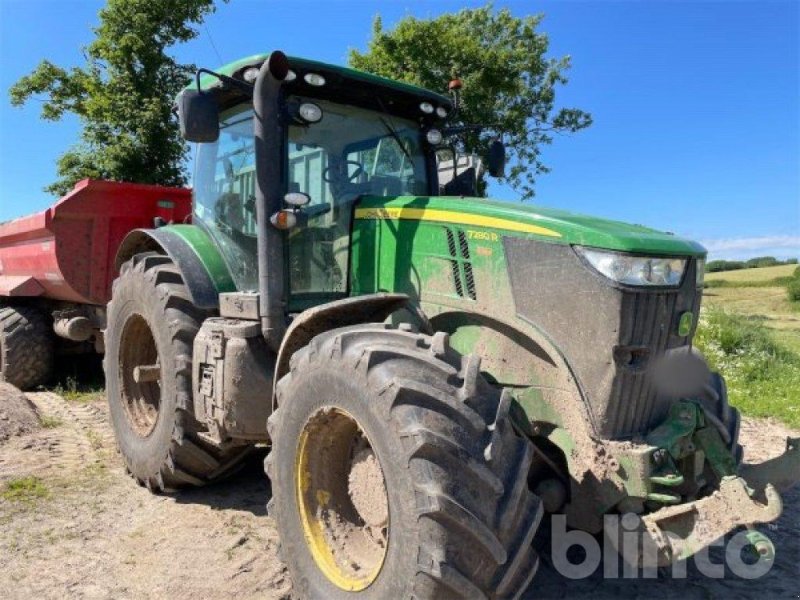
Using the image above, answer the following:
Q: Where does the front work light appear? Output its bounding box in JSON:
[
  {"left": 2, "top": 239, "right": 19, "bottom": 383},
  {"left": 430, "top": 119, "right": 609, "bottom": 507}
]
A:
[
  {"left": 304, "top": 73, "right": 326, "bottom": 86},
  {"left": 576, "top": 247, "right": 687, "bottom": 287},
  {"left": 298, "top": 102, "right": 323, "bottom": 123},
  {"left": 426, "top": 129, "right": 443, "bottom": 145}
]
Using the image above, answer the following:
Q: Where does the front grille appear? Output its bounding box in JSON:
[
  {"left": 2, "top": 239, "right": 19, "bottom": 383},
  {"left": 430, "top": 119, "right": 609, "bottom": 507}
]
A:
[
  {"left": 605, "top": 292, "right": 684, "bottom": 437},
  {"left": 505, "top": 238, "right": 702, "bottom": 439}
]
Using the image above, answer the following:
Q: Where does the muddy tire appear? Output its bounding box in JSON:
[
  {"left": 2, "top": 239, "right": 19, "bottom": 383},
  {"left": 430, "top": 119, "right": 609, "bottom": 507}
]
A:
[
  {"left": 700, "top": 371, "right": 743, "bottom": 463},
  {"left": 104, "top": 253, "right": 249, "bottom": 491},
  {"left": 0, "top": 305, "right": 53, "bottom": 390},
  {"left": 265, "top": 323, "right": 542, "bottom": 599}
]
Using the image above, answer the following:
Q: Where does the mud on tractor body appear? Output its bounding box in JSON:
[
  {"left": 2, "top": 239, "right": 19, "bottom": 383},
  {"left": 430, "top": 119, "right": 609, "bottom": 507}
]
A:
[{"left": 1, "top": 50, "right": 798, "bottom": 598}]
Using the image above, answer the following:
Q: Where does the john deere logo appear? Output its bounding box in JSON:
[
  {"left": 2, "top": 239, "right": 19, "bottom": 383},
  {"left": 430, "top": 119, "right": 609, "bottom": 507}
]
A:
[{"left": 678, "top": 311, "right": 694, "bottom": 336}]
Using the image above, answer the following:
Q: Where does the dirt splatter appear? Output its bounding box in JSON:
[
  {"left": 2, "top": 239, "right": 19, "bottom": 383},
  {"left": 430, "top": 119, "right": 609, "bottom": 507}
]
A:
[{"left": 348, "top": 447, "right": 389, "bottom": 528}]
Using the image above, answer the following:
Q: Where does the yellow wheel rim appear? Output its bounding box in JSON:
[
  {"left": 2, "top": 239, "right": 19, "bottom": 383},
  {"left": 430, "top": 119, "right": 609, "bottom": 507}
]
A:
[{"left": 295, "top": 407, "right": 389, "bottom": 591}]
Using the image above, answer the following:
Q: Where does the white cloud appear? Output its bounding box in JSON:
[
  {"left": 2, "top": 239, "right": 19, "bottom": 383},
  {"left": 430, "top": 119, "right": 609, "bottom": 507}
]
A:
[{"left": 699, "top": 235, "right": 800, "bottom": 260}]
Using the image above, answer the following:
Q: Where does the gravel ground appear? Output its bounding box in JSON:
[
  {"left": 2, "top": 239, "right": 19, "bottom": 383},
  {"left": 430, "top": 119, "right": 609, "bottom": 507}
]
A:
[{"left": 0, "top": 386, "right": 797, "bottom": 599}]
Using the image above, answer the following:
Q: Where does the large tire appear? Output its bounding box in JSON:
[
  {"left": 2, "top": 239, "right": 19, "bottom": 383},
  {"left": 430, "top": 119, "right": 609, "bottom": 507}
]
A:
[
  {"left": 699, "top": 371, "right": 743, "bottom": 464},
  {"left": 266, "top": 323, "right": 543, "bottom": 599},
  {"left": 104, "top": 253, "right": 249, "bottom": 491},
  {"left": 0, "top": 305, "right": 53, "bottom": 390}
]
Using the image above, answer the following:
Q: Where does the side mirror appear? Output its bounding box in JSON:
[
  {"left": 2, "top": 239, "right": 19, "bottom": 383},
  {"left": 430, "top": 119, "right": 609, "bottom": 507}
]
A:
[
  {"left": 486, "top": 139, "right": 506, "bottom": 178},
  {"left": 178, "top": 89, "right": 219, "bottom": 143}
]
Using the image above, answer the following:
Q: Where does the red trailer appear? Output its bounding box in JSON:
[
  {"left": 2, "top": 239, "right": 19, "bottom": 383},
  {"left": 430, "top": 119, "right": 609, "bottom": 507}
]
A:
[{"left": 0, "top": 179, "right": 191, "bottom": 388}]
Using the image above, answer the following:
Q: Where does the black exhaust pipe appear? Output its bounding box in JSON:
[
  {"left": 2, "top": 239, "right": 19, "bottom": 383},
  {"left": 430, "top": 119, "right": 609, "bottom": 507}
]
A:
[{"left": 253, "top": 51, "right": 290, "bottom": 351}]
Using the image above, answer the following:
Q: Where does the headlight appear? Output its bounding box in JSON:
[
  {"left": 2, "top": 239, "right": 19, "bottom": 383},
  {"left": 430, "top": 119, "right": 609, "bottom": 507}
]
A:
[
  {"left": 419, "top": 102, "right": 434, "bottom": 114},
  {"left": 576, "top": 247, "right": 687, "bottom": 287},
  {"left": 696, "top": 259, "right": 705, "bottom": 287}
]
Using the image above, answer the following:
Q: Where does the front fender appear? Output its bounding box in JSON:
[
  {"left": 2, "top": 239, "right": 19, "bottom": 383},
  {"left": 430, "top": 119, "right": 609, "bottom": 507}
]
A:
[
  {"left": 272, "top": 293, "right": 415, "bottom": 405},
  {"left": 115, "top": 225, "right": 235, "bottom": 310}
]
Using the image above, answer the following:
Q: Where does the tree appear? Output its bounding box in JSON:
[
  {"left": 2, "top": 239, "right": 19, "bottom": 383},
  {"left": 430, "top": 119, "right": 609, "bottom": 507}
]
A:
[
  {"left": 349, "top": 5, "right": 592, "bottom": 199},
  {"left": 9, "top": 0, "right": 222, "bottom": 196}
]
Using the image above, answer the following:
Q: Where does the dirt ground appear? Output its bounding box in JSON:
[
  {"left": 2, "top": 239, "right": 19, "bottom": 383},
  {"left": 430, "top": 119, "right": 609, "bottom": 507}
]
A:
[{"left": 0, "top": 383, "right": 797, "bottom": 599}]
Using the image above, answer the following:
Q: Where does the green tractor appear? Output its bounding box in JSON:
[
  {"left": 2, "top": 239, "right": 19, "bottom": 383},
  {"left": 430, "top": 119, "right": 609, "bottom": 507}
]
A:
[{"left": 103, "top": 51, "right": 798, "bottom": 598}]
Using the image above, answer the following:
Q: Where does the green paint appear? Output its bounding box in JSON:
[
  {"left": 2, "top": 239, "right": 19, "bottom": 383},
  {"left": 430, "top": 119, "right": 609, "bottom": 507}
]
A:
[
  {"left": 162, "top": 225, "right": 236, "bottom": 293},
  {"left": 678, "top": 311, "right": 694, "bottom": 336},
  {"left": 182, "top": 54, "right": 451, "bottom": 106},
  {"left": 646, "top": 401, "right": 700, "bottom": 458},
  {"left": 355, "top": 195, "right": 706, "bottom": 257},
  {"left": 694, "top": 427, "right": 737, "bottom": 478}
]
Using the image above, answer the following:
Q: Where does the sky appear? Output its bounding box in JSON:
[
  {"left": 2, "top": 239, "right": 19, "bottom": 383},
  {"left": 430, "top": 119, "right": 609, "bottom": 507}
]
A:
[{"left": 0, "top": 0, "right": 797, "bottom": 260}]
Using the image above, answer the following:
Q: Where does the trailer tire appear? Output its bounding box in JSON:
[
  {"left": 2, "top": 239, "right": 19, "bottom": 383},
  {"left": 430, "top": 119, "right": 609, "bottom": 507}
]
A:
[
  {"left": 265, "top": 324, "right": 543, "bottom": 599},
  {"left": 0, "top": 305, "right": 53, "bottom": 390},
  {"left": 104, "top": 253, "right": 249, "bottom": 491}
]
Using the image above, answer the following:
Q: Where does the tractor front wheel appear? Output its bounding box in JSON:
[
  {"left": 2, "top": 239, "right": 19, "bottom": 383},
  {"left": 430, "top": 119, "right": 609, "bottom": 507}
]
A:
[
  {"left": 266, "top": 324, "right": 543, "bottom": 599},
  {"left": 104, "top": 253, "right": 250, "bottom": 491}
]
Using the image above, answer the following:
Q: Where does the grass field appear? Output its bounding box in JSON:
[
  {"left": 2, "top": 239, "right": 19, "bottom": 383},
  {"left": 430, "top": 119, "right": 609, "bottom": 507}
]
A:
[
  {"left": 705, "top": 263, "right": 797, "bottom": 283},
  {"left": 695, "top": 265, "right": 800, "bottom": 427}
]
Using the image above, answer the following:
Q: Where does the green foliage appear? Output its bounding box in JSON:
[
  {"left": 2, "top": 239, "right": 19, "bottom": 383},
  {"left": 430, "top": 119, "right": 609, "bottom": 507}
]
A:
[
  {"left": 9, "top": 0, "right": 223, "bottom": 196},
  {"left": 349, "top": 4, "right": 592, "bottom": 199},
  {"left": 694, "top": 308, "right": 800, "bottom": 427},
  {"left": 705, "top": 260, "right": 746, "bottom": 272},
  {"left": 1, "top": 477, "right": 49, "bottom": 503},
  {"left": 745, "top": 256, "right": 780, "bottom": 269},
  {"left": 788, "top": 280, "right": 800, "bottom": 302},
  {"left": 788, "top": 273, "right": 800, "bottom": 303}
]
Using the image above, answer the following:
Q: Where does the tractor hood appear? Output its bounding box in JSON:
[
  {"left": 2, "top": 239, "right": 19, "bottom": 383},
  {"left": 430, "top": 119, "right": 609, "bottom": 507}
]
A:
[{"left": 355, "top": 195, "right": 706, "bottom": 257}]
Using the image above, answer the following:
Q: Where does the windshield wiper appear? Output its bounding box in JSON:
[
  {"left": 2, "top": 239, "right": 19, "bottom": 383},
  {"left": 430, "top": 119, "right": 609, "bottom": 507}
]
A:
[{"left": 376, "top": 98, "right": 413, "bottom": 163}]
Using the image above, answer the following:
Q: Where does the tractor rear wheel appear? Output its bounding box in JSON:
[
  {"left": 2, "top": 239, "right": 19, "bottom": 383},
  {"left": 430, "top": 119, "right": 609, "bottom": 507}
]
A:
[
  {"left": 0, "top": 305, "right": 53, "bottom": 390},
  {"left": 104, "top": 253, "right": 249, "bottom": 491},
  {"left": 265, "top": 324, "right": 543, "bottom": 599}
]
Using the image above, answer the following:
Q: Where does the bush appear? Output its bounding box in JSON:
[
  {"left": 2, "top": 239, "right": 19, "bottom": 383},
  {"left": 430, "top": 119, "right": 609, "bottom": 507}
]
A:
[
  {"left": 745, "top": 256, "right": 780, "bottom": 269},
  {"left": 788, "top": 278, "right": 800, "bottom": 302},
  {"left": 694, "top": 308, "right": 800, "bottom": 427},
  {"left": 706, "top": 260, "right": 745, "bottom": 272}
]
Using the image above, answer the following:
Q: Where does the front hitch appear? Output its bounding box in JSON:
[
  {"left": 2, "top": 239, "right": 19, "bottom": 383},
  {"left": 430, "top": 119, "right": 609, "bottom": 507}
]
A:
[{"left": 637, "top": 476, "right": 782, "bottom": 565}]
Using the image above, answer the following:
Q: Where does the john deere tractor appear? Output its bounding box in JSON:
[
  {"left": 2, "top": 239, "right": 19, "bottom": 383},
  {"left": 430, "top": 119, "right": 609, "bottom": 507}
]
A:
[{"left": 99, "top": 51, "right": 798, "bottom": 598}]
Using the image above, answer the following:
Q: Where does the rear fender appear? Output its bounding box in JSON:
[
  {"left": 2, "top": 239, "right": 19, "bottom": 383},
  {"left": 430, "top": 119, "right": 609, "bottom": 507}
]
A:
[{"left": 115, "top": 225, "right": 235, "bottom": 310}]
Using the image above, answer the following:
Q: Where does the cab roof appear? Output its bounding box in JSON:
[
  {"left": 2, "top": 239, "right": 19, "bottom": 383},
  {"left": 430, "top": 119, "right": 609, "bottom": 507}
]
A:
[{"left": 185, "top": 53, "right": 452, "bottom": 108}]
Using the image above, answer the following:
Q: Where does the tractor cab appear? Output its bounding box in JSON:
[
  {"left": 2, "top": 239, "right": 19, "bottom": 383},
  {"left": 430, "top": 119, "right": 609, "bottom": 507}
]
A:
[{"left": 179, "top": 52, "right": 458, "bottom": 315}]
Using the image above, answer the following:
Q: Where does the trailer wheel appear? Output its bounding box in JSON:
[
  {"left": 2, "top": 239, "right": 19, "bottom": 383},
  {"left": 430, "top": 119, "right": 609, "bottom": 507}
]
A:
[
  {"left": 265, "top": 324, "right": 543, "bottom": 599},
  {"left": 0, "top": 305, "right": 53, "bottom": 390},
  {"left": 104, "top": 253, "right": 249, "bottom": 491}
]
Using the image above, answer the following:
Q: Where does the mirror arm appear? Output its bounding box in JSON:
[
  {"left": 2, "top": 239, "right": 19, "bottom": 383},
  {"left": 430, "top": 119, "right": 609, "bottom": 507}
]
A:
[{"left": 195, "top": 68, "right": 254, "bottom": 96}]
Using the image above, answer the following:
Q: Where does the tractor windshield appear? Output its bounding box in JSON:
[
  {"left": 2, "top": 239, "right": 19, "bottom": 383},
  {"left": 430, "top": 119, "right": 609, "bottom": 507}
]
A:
[
  {"left": 192, "top": 98, "right": 429, "bottom": 298},
  {"left": 286, "top": 96, "right": 428, "bottom": 302}
]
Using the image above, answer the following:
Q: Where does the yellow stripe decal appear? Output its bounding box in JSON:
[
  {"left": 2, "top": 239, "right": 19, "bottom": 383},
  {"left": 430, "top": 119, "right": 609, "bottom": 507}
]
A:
[{"left": 354, "top": 207, "right": 561, "bottom": 238}]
